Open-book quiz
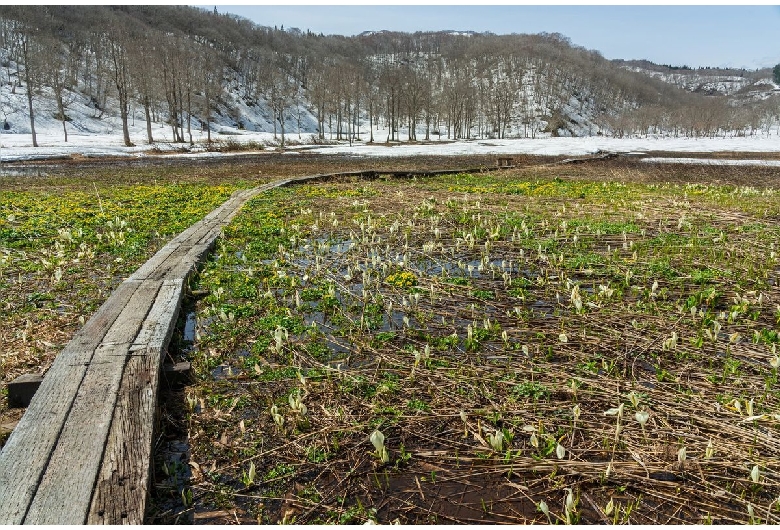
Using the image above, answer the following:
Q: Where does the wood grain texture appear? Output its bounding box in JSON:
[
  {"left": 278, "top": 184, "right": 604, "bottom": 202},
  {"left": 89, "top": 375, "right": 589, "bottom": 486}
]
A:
[
  {"left": 24, "top": 281, "right": 162, "bottom": 524},
  {"left": 0, "top": 280, "right": 141, "bottom": 524},
  {"left": 87, "top": 279, "right": 184, "bottom": 524}
]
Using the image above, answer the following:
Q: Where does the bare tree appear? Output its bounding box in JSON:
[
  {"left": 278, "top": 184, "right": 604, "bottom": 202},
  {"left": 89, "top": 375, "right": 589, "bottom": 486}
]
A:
[
  {"left": 265, "top": 62, "right": 296, "bottom": 147},
  {"left": 400, "top": 65, "right": 427, "bottom": 142},
  {"left": 379, "top": 64, "right": 401, "bottom": 142},
  {"left": 10, "top": 16, "right": 45, "bottom": 147},
  {"left": 128, "top": 30, "right": 161, "bottom": 144},
  {"left": 45, "top": 36, "right": 74, "bottom": 142},
  {"left": 103, "top": 15, "right": 135, "bottom": 146},
  {"left": 160, "top": 35, "right": 184, "bottom": 142},
  {"left": 200, "top": 48, "right": 223, "bottom": 144},
  {"left": 308, "top": 66, "right": 329, "bottom": 140},
  {"left": 484, "top": 76, "right": 517, "bottom": 139},
  {"left": 364, "top": 76, "right": 379, "bottom": 143}
]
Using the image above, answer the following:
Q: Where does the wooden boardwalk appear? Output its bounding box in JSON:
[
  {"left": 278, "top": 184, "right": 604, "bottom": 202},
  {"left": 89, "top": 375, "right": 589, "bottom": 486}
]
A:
[
  {"left": 0, "top": 166, "right": 501, "bottom": 524},
  {"left": 0, "top": 182, "right": 289, "bottom": 524}
]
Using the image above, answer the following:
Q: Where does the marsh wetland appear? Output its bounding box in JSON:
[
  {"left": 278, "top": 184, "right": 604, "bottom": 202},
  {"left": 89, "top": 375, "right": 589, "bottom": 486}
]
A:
[{"left": 1, "top": 155, "right": 779, "bottom": 524}]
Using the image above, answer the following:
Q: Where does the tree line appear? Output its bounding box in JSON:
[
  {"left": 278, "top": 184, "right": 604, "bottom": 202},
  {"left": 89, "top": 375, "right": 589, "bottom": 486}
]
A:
[{"left": 0, "top": 5, "right": 777, "bottom": 146}]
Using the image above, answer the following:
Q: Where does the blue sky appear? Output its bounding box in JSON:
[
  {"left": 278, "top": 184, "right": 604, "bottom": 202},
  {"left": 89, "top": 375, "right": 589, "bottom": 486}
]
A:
[{"left": 213, "top": 4, "right": 780, "bottom": 70}]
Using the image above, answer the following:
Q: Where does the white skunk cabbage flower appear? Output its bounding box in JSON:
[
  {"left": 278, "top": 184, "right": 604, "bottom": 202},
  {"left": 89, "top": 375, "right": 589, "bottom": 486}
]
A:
[
  {"left": 271, "top": 405, "right": 284, "bottom": 428},
  {"left": 635, "top": 411, "right": 649, "bottom": 428},
  {"left": 247, "top": 461, "right": 256, "bottom": 485},
  {"left": 370, "top": 429, "right": 385, "bottom": 452},
  {"left": 288, "top": 390, "right": 307, "bottom": 415},
  {"left": 487, "top": 429, "right": 505, "bottom": 452},
  {"left": 370, "top": 429, "right": 390, "bottom": 463},
  {"left": 750, "top": 465, "right": 760, "bottom": 483},
  {"left": 565, "top": 488, "right": 575, "bottom": 514}
]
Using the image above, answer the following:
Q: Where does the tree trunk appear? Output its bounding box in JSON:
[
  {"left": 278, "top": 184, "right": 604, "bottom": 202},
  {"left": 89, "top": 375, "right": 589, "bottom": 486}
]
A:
[
  {"left": 186, "top": 88, "right": 193, "bottom": 145},
  {"left": 336, "top": 104, "right": 342, "bottom": 141},
  {"left": 55, "top": 93, "right": 67, "bottom": 143},
  {"left": 204, "top": 88, "right": 212, "bottom": 144},
  {"left": 369, "top": 98, "right": 374, "bottom": 143},
  {"left": 355, "top": 95, "right": 360, "bottom": 141},
  {"left": 111, "top": 43, "right": 133, "bottom": 147},
  {"left": 272, "top": 104, "right": 278, "bottom": 138},
  {"left": 22, "top": 56, "right": 37, "bottom": 147},
  {"left": 144, "top": 96, "right": 154, "bottom": 144},
  {"left": 27, "top": 87, "right": 38, "bottom": 147},
  {"left": 119, "top": 97, "right": 132, "bottom": 146},
  {"left": 177, "top": 84, "right": 185, "bottom": 142},
  {"left": 319, "top": 102, "right": 325, "bottom": 139},
  {"left": 279, "top": 109, "right": 285, "bottom": 148},
  {"left": 389, "top": 90, "right": 395, "bottom": 142},
  {"left": 346, "top": 102, "right": 351, "bottom": 146}
]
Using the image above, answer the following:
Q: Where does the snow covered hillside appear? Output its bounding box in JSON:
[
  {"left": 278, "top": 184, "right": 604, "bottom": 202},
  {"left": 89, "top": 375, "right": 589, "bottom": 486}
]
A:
[
  {"left": 619, "top": 62, "right": 780, "bottom": 100},
  {"left": 0, "top": 5, "right": 778, "bottom": 162}
]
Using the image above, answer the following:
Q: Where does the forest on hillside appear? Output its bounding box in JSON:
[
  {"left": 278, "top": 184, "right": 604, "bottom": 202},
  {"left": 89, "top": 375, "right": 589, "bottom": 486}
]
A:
[{"left": 0, "top": 5, "right": 778, "bottom": 147}]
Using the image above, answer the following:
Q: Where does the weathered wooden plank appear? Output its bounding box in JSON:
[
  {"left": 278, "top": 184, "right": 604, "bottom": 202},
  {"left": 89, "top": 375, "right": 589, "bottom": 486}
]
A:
[
  {"left": 87, "top": 279, "right": 184, "bottom": 524},
  {"left": 127, "top": 239, "right": 182, "bottom": 281},
  {"left": 162, "top": 244, "right": 213, "bottom": 282},
  {"left": 24, "top": 281, "right": 162, "bottom": 524},
  {"left": 80, "top": 191, "right": 273, "bottom": 523},
  {"left": 0, "top": 280, "right": 142, "bottom": 524},
  {"left": 147, "top": 224, "right": 222, "bottom": 281},
  {"left": 128, "top": 219, "right": 219, "bottom": 282},
  {"left": 147, "top": 195, "right": 253, "bottom": 279}
]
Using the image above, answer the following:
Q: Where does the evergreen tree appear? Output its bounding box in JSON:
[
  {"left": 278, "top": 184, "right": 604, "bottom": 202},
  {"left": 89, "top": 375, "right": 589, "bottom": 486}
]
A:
[{"left": 774, "top": 64, "right": 780, "bottom": 85}]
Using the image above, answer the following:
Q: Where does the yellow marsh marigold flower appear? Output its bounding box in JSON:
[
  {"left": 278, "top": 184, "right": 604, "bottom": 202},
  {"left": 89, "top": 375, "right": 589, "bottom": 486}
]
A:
[{"left": 385, "top": 271, "right": 418, "bottom": 289}]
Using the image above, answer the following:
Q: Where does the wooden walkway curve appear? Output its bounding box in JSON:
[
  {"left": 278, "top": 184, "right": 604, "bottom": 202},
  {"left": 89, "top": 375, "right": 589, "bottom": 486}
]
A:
[
  {"left": 0, "top": 181, "right": 287, "bottom": 524},
  {"left": 0, "top": 166, "right": 502, "bottom": 524}
]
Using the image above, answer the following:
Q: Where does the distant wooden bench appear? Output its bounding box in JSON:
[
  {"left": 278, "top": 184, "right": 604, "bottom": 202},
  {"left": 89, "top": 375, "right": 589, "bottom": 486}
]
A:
[{"left": 497, "top": 157, "right": 514, "bottom": 168}]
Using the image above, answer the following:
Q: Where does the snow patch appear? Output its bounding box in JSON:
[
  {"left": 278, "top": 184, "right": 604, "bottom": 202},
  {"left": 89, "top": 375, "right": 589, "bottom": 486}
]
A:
[{"left": 641, "top": 157, "right": 780, "bottom": 167}]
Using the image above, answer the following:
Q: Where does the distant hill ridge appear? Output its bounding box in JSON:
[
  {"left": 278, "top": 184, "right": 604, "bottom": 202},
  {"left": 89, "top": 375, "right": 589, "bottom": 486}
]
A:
[{"left": 0, "top": 5, "right": 777, "bottom": 147}]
